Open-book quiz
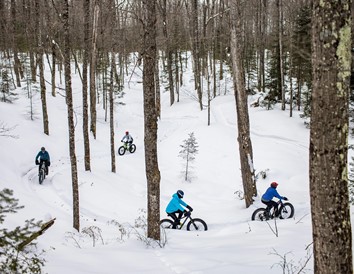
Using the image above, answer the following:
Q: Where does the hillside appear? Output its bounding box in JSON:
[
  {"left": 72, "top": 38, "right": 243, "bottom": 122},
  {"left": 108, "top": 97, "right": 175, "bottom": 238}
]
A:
[{"left": 1, "top": 58, "right": 315, "bottom": 274}]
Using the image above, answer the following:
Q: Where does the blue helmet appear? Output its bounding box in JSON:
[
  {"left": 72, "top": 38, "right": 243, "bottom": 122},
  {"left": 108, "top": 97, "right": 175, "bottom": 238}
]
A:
[{"left": 177, "top": 190, "right": 184, "bottom": 198}]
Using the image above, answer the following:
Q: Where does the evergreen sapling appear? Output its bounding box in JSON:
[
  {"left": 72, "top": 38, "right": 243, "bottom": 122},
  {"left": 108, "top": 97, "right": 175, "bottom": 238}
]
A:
[{"left": 179, "top": 132, "right": 198, "bottom": 182}]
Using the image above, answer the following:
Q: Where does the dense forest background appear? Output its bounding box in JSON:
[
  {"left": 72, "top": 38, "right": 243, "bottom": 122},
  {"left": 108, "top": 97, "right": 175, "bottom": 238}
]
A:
[{"left": 0, "top": 0, "right": 315, "bottom": 115}]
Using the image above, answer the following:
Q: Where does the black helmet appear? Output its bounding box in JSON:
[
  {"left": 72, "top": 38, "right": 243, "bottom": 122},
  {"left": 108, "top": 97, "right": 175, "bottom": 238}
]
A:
[
  {"left": 41, "top": 147, "right": 45, "bottom": 151},
  {"left": 177, "top": 190, "right": 184, "bottom": 198}
]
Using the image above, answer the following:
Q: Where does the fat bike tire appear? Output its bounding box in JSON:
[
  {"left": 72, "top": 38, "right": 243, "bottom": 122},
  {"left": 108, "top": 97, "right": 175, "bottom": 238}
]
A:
[
  {"left": 118, "top": 146, "right": 126, "bottom": 156},
  {"left": 39, "top": 169, "right": 44, "bottom": 184},
  {"left": 187, "top": 218, "right": 208, "bottom": 231},
  {"left": 279, "top": 203, "right": 295, "bottom": 219},
  {"left": 160, "top": 219, "right": 174, "bottom": 229},
  {"left": 129, "top": 144, "right": 136, "bottom": 153},
  {"left": 251, "top": 208, "right": 269, "bottom": 221}
]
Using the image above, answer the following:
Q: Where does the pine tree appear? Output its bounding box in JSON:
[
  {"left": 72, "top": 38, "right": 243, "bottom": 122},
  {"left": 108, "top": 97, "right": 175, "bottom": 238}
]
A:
[
  {"left": 0, "top": 188, "right": 45, "bottom": 273},
  {"left": 179, "top": 132, "right": 199, "bottom": 182},
  {"left": 1, "top": 69, "right": 17, "bottom": 103}
]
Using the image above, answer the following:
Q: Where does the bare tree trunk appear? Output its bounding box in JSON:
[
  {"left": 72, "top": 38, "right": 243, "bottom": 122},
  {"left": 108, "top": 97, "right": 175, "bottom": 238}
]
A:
[
  {"left": 83, "top": 0, "right": 91, "bottom": 171},
  {"left": 257, "top": 0, "right": 266, "bottom": 93},
  {"left": 38, "top": 54, "right": 49, "bottom": 135},
  {"left": 310, "top": 0, "right": 352, "bottom": 272},
  {"left": 175, "top": 49, "right": 180, "bottom": 102},
  {"left": 0, "top": 1, "right": 5, "bottom": 51},
  {"left": 190, "top": 0, "right": 203, "bottom": 110},
  {"left": 11, "top": 0, "right": 21, "bottom": 88},
  {"left": 51, "top": 42, "right": 56, "bottom": 97},
  {"left": 155, "top": 53, "right": 161, "bottom": 119},
  {"left": 279, "top": 0, "right": 285, "bottom": 110},
  {"left": 274, "top": 0, "right": 281, "bottom": 101},
  {"left": 63, "top": 0, "right": 80, "bottom": 232},
  {"left": 143, "top": 0, "right": 160, "bottom": 241},
  {"left": 29, "top": 2, "right": 37, "bottom": 83},
  {"left": 90, "top": 1, "right": 99, "bottom": 139},
  {"left": 230, "top": 0, "right": 256, "bottom": 208},
  {"left": 207, "top": 52, "right": 211, "bottom": 126},
  {"left": 35, "top": 0, "right": 49, "bottom": 135},
  {"left": 110, "top": 55, "right": 116, "bottom": 173},
  {"left": 297, "top": 66, "right": 302, "bottom": 111},
  {"left": 159, "top": 0, "right": 174, "bottom": 106}
]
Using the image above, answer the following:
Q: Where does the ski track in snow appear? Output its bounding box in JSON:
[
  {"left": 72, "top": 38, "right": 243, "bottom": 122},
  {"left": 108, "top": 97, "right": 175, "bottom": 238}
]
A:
[{"left": 211, "top": 98, "right": 308, "bottom": 152}]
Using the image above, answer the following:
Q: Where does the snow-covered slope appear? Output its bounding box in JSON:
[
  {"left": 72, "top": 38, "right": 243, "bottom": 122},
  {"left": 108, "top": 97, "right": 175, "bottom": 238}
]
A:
[{"left": 0, "top": 59, "right": 315, "bottom": 273}]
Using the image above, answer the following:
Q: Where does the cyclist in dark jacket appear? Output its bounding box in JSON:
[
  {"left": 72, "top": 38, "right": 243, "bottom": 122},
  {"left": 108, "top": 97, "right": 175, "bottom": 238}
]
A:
[
  {"left": 261, "top": 182, "right": 287, "bottom": 217},
  {"left": 166, "top": 190, "right": 193, "bottom": 228},
  {"left": 35, "top": 147, "right": 50, "bottom": 175}
]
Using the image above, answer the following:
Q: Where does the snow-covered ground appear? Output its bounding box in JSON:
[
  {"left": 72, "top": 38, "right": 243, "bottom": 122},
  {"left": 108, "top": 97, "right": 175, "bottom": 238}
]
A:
[{"left": 0, "top": 56, "right": 324, "bottom": 273}]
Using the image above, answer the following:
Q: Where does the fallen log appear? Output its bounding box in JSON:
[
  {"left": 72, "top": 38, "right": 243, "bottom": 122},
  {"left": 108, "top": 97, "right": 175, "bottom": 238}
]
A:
[{"left": 17, "top": 218, "right": 56, "bottom": 251}]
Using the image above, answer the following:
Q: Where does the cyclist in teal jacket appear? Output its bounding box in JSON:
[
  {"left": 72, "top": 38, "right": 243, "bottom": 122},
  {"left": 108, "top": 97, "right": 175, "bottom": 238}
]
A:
[
  {"left": 166, "top": 190, "right": 193, "bottom": 228},
  {"left": 261, "top": 182, "right": 287, "bottom": 217},
  {"left": 35, "top": 147, "right": 51, "bottom": 175}
]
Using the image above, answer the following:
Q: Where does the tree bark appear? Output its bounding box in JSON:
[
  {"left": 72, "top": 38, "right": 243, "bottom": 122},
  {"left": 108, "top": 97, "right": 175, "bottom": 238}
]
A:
[
  {"left": 155, "top": 52, "right": 161, "bottom": 119},
  {"left": 51, "top": 41, "right": 56, "bottom": 97},
  {"left": 83, "top": 0, "right": 91, "bottom": 171},
  {"left": 257, "top": 0, "right": 266, "bottom": 93},
  {"left": 190, "top": 0, "right": 203, "bottom": 110},
  {"left": 279, "top": 0, "right": 285, "bottom": 110},
  {"left": 11, "top": 0, "right": 21, "bottom": 88},
  {"left": 90, "top": 1, "right": 99, "bottom": 139},
  {"left": 110, "top": 55, "right": 116, "bottom": 173},
  {"left": 310, "top": 0, "right": 352, "bottom": 273},
  {"left": 143, "top": 0, "right": 161, "bottom": 241},
  {"left": 63, "top": 0, "right": 80, "bottom": 232},
  {"left": 230, "top": 0, "right": 256, "bottom": 208},
  {"left": 159, "top": 0, "right": 174, "bottom": 106},
  {"left": 0, "top": 0, "right": 5, "bottom": 51},
  {"left": 35, "top": 0, "right": 49, "bottom": 136}
]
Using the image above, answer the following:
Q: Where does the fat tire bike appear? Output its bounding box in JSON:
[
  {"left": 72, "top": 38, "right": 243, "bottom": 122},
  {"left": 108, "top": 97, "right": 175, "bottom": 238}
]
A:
[
  {"left": 38, "top": 161, "right": 47, "bottom": 184},
  {"left": 160, "top": 211, "right": 208, "bottom": 231},
  {"left": 251, "top": 200, "right": 294, "bottom": 221},
  {"left": 118, "top": 142, "right": 136, "bottom": 156}
]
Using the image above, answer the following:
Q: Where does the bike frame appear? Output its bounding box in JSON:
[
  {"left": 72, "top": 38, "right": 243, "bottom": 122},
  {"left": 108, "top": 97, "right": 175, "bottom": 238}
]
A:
[
  {"left": 123, "top": 143, "right": 130, "bottom": 149},
  {"left": 178, "top": 215, "right": 191, "bottom": 229},
  {"left": 167, "top": 212, "right": 192, "bottom": 229},
  {"left": 40, "top": 162, "right": 46, "bottom": 174},
  {"left": 267, "top": 200, "right": 285, "bottom": 217}
]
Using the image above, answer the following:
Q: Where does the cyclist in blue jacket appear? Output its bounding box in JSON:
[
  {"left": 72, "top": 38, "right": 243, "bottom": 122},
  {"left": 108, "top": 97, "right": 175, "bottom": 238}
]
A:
[
  {"left": 261, "top": 182, "right": 287, "bottom": 217},
  {"left": 35, "top": 147, "right": 51, "bottom": 175},
  {"left": 166, "top": 190, "right": 193, "bottom": 228}
]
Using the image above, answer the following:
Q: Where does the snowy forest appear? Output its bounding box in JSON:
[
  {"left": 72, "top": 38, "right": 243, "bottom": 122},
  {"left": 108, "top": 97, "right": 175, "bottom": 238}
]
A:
[{"left": 0, "top": 0, "right": 353, "bottom": 273}]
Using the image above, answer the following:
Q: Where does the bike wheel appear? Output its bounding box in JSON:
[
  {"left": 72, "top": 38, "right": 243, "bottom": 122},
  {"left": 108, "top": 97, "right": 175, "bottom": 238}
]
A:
[
  {"left": 251, "top": 208, "right": 269, "bottom": 221},
  {"left": 129, "top": 144, "right": 136, "bottom": 153},
  {"left": 279, "top": 202, "right": 295, "bottom": 219},
  {"left": 187, "top": 218, "right": 208, "bottom": 231},
  {"left": 160, "top": 219, "right": 174, "bottom": 229},
  {"left": 39, "top": 169, "right": 44, "bottom": 184},
  {"left": 118, "top": 146, "right": 126, "bottom": 156}
]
